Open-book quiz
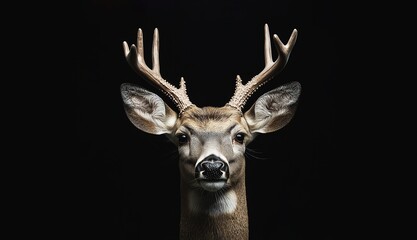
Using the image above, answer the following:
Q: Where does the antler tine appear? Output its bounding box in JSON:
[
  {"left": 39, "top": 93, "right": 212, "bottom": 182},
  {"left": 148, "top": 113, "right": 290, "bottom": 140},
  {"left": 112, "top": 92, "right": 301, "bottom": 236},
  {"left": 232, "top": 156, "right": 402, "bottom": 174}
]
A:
[
  {"left": 152, "top": 28, "right": 160, "bottom": 73},
  {"left": 227, "top": 24, "right": 298, "bottom": 110},
  {"left": 123, "top": 28, "right": 194, "bottom": 114}
]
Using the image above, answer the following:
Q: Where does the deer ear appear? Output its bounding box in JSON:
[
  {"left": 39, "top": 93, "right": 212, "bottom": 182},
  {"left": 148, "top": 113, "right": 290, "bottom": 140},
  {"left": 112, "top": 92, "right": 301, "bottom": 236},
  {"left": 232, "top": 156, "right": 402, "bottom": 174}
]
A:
[
  {"left": 244, "top": 81, "right": 301, "bottom": 134},
  {"left": 120, "top": 83, "right": 178, "bottom": 135}
]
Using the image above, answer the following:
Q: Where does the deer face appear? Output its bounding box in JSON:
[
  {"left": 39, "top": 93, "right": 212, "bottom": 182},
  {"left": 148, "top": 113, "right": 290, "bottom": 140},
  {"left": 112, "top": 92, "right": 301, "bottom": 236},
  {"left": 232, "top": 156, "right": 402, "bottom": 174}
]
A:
[
  {"left": 120, "top": 24, "right": 300, "bottom": 193},
  {"left": 175, "top": 106, "right": 250, "bottom": 192}
]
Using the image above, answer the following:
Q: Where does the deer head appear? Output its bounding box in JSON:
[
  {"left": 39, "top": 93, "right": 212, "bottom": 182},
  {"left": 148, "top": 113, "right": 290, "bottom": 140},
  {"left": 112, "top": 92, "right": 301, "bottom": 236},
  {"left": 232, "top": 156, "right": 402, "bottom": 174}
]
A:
[{"left": 120, "top": 24, "right": 300, "bottom": 240}]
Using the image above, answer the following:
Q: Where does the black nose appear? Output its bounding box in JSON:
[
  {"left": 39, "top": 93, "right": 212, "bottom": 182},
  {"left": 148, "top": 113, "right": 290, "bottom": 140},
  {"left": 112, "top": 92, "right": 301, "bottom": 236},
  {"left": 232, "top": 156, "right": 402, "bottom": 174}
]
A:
[{"left": 195, "top": 155, "right": 228, "bottom": 180}]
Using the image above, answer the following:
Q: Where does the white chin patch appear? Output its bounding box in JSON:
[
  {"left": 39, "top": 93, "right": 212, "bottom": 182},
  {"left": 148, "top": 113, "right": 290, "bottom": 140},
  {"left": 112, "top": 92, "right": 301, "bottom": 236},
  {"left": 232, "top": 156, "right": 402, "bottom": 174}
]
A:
[
  {"left": 188, "top": 189, "right": 238, "bottom": 216},
  {"left": 200, "top": 181, "right": 226, "bottom": 192}
]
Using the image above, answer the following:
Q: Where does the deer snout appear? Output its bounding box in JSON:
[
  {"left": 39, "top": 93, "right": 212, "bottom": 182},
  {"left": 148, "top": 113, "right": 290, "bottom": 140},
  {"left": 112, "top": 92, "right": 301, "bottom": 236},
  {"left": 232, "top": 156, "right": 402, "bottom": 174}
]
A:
[{"left": 195, "top": 155, "right": 229, "bottom": 181}]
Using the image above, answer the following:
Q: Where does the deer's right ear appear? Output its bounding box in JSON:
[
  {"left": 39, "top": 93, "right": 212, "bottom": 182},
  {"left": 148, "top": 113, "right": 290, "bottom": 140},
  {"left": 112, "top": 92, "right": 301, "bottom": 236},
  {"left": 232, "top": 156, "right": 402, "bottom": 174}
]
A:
[{"left": 120, "top": 83, "right": 178, "bottom": 135}]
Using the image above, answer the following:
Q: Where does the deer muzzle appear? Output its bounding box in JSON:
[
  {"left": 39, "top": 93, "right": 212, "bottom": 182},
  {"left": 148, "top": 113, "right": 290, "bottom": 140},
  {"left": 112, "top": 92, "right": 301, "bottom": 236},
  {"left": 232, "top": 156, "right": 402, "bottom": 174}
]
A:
[{"left": 195, "top": 154, "right": 229, "bottom": 192}]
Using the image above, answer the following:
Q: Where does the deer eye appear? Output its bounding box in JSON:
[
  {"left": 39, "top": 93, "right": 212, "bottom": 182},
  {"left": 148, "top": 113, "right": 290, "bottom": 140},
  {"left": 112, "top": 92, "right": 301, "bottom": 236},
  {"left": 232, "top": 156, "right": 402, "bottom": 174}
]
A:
[
  {"left": 177, "top": 133, "right": 188, "bottom": 145},
  {"left": 234, "top": 133, "right": 245, "bottom": 144}
]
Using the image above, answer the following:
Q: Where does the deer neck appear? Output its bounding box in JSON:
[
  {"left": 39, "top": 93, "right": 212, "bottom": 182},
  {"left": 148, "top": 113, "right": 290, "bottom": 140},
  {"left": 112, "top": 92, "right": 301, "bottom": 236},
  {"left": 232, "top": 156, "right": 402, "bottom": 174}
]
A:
[{"left": 179, "top": 177, "right": 249, "bottom": 240}]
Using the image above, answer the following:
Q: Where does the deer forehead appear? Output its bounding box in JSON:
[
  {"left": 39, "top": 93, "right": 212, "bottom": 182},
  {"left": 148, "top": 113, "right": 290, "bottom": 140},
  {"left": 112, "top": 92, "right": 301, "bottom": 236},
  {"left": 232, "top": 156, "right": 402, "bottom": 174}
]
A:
[{"left": 177, "top": 106, "right": 250, "bottom": 134}]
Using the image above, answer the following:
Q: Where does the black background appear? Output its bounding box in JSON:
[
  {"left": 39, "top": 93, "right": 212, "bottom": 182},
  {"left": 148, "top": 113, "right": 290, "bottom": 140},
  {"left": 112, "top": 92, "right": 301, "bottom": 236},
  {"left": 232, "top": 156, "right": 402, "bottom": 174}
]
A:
[{"left": 76, "top": 0, "right": 355, "bottom": 239}]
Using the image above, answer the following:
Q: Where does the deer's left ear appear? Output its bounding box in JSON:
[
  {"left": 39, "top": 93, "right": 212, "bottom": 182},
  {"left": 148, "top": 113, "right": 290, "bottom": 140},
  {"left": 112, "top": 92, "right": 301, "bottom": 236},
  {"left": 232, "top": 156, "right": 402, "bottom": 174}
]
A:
[{"left": 244, "top": 81, "right": 301, "bottom": 133}]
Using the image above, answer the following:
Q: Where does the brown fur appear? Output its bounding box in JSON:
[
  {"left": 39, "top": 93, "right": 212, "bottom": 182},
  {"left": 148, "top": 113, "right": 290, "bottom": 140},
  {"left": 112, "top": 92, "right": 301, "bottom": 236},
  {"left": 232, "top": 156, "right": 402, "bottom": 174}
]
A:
[
  {"left": 179, "top": 177, "right": 249, "bottom": 240},
  {"left": 177, "top": 106, "right": 250, "bottom": 240}
]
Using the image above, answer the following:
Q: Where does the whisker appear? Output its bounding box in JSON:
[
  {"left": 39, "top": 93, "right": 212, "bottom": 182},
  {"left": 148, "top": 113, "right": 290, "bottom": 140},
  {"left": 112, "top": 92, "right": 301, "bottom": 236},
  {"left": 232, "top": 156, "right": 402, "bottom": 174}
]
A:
[{"left": 245, "top": 147, "right": 270, "bottom": 161}]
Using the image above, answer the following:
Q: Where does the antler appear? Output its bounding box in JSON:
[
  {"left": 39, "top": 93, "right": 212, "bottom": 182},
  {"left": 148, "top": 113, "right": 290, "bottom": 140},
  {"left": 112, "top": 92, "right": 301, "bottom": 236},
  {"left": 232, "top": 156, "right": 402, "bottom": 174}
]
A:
[
  {"left": 227, "top": 24, "right": 298, "bottom": 110},
  {"left": 123, "top": 28, "right": 194, "bottom": 114}
]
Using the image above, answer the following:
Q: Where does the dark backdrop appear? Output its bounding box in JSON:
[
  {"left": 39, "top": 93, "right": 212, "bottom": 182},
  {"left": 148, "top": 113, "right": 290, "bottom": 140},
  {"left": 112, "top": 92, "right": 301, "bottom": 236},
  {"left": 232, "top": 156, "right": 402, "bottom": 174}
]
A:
[{"left": 76, "top": 0, "right": 349, "bottom": 239}]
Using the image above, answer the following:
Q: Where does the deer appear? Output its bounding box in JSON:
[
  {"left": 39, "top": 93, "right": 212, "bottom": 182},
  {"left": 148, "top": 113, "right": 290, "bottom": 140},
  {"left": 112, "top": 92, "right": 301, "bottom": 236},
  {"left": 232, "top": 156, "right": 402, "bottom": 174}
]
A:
[{"left": 120, "top": 23, "right": 300, "bottom": 240}]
